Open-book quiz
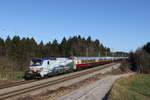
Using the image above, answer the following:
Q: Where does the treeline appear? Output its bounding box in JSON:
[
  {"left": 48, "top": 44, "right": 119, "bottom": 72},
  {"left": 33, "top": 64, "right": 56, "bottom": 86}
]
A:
[
  {"left": 0, "top": 35, "right": 110, "bottom": 71},
  {"left": 114, "top": 51, "right": 128, "bottom": 57},
  {"left": 129, "top": 42, "right": 150, "bottom": 73}
]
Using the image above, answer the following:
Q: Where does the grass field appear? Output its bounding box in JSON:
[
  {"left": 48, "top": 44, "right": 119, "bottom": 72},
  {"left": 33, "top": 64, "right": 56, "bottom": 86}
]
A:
[{"left": 109, "top": 74, "right": 150, "bottom": 100}]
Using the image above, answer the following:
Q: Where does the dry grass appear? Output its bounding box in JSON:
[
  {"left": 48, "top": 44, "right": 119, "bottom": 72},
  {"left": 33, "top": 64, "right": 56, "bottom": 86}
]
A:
[{"left": 109, "top": 74, "right": 150, "bottom": 100}]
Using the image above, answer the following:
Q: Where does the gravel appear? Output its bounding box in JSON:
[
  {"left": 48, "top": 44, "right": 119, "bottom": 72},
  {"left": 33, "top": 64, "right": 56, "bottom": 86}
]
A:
[{"left": 57, "top": 73, "right": 133, "bottom": 100}]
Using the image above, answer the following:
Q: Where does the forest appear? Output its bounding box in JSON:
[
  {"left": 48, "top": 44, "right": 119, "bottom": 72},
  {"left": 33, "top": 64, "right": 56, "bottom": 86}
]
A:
[
  {"left": 129, "top": 42, "right": 150, "bottom": 73},
  {"left": 0, "top": 35, "right": 115, "bottom": 79}
]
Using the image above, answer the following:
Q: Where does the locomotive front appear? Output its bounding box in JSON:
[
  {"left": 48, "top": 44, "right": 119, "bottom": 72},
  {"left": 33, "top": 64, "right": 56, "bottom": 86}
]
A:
[
  {"left": 24, "top": 57, "right": 75, "bottom": 80},
  {"left": 24, "top": 58, "right": 49, "bottom": 80}
]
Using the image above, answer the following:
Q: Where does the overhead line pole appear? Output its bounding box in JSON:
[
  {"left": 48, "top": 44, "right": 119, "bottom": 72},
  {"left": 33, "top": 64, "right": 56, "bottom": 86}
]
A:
[{"left": 86, "top": 48, "right": 89, "bottom": 57}]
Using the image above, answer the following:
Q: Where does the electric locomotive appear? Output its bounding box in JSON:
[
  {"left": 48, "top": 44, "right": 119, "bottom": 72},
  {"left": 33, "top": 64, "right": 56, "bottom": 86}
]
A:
[{"left": 24, "top": 57, "right": 74, "bottom": 80}]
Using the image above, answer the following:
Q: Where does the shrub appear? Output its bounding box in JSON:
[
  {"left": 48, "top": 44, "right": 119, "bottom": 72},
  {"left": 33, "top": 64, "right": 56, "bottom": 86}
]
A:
[{"left": 129, "top": 48, "right": 150, "bottom": 74}]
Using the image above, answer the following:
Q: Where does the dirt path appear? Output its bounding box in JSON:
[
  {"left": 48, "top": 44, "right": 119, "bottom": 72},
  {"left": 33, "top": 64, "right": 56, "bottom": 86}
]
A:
[{"left": 57, "top": 73, "right": 133, "bottom": 100}]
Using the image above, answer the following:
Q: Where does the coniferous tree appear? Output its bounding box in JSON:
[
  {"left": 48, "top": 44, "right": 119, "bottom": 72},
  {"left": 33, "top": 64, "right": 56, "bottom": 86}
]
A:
[
  {"left": 60, "top": 37, "right": 67, "bottom": 57},
  {"left": 0, "top": 38, "right": 5, "bottom": 56},
  {"left": 11, "top": 36, "right": 21, "bottom": 59},
  {"left": 51, "top": 39, "right": 60, "bottom": 57},
  {"left": 0, "top": 35, "right": 111, "bottom": 71},
  {"left": 5, "top": 36, "right": 12, "bottom": 57},
  {"left": 143, "top": 42, "right": 150, "bottom": 54},
  {"left": 45, "top": 42, "right": 52, "bottom": 57}
]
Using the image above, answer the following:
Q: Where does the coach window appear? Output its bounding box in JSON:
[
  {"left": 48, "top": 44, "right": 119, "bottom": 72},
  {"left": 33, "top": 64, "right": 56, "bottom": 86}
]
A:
[{"left": 47, "top": 61, "right": 50, "bottom": 65}]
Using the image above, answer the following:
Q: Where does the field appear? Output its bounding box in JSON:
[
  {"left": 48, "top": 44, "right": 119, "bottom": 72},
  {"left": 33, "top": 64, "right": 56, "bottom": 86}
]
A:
[{"left": 109, "top": 74, "right": 150, "bottom": 100}]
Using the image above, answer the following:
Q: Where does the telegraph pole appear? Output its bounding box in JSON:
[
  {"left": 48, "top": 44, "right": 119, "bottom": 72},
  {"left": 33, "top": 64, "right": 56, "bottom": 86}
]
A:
[
  {"left": 98, "top": 50, "right": 101, "bottom": 57},
  {"left": 86, "top": 48, "right": 89, "bottom": 57},
  {"left": 111, "top": 48, "right": 114, "bottom": 61},
  {"left": 105, "top": 51, "right": 107, "bottom": 57},
  {"left": 111, "top": 48, "right": 114, "bottom": 57}
]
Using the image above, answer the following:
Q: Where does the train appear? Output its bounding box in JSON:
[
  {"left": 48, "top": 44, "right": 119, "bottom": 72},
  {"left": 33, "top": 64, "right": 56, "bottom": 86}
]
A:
[{"left": 24, "top": 57, "right": 127, "bottom": 80}]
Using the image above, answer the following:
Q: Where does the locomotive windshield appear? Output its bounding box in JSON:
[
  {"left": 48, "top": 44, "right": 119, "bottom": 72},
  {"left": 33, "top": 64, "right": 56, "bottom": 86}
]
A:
[{"left": 30, "top": 59, "right": 43, "bottom": 66}]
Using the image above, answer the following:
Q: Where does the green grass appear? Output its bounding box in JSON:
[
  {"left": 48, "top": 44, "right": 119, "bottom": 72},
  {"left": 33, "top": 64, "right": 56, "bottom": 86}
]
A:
[
  {"left": 15, "top": 71, "right": 25, "bottom": 79},
  {"left": 109, "top": 74, "right": 150, "bottom": 100}
]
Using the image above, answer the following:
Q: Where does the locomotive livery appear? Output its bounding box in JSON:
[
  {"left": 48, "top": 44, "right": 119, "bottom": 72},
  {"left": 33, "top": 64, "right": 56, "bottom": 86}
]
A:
[{"left": 24, "top": 57, "right": 126, "bottom": 80}]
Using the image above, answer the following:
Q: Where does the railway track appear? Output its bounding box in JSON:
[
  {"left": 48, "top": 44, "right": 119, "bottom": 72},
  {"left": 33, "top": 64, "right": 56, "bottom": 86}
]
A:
[
  {"left": 0, "top": 63, "right": 117, "bottom": 99},
  {"left": 0, "top": 80, "right": 36, "bottom": 90}
]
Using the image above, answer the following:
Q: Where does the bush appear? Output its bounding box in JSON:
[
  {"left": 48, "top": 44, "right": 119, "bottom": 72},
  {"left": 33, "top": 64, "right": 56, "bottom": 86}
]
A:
[
  {"left": 129, "top": 52, "right": 139, "bottom": 72},
  {"left": 120, "top": 60, "right": 131, "bottom": 72},
  {"left": 129, "top": 49, "right": 150, "bottom": 74},
  {"left": 138, "top": 51, "right": 150, "bottom": 73}
]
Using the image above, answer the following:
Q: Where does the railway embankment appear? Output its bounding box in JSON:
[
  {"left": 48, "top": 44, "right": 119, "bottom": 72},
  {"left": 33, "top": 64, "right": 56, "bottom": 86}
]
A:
[
  {"left": 0, "top": 63, "right": 120, "bottom": 100},
  {"left": 14, "top": 63, "right": 131, "bottom": 100}
]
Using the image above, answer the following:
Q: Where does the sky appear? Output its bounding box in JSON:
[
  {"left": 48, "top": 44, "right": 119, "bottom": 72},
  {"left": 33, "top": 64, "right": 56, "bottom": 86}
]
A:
[{"left": 0, "top": 0, "right": 150, "bottom": 52}]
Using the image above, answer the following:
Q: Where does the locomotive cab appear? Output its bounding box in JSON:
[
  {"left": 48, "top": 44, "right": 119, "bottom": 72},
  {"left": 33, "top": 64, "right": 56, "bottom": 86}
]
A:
[
  {"left": 24, "top": 57, "right": 56, "bottom": 80},
  {"left": 24, "top": 57, "right": 74, "bottom": 80}
]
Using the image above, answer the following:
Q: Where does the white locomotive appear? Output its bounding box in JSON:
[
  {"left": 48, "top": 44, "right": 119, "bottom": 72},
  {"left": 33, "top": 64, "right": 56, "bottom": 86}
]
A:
[{"left": 24, "top": 57, "right": 74, "bottom": 79}]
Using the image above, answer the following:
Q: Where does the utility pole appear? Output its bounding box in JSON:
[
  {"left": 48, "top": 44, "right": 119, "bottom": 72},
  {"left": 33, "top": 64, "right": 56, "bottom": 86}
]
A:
[
  {"left": 112, "top": 52, "right": 114, "bottom": 57},
  {"left": 98, "top": 50, "right": 101, "bottom": 57},
  {"left": 111, "top": 48, "right": 114, "bottom": 61},
  {"left": 111, "top": 48, "right": 114, "bottom": 57},
  {"left": 86, "top": 48, "right": 89, "bottom": 57}
]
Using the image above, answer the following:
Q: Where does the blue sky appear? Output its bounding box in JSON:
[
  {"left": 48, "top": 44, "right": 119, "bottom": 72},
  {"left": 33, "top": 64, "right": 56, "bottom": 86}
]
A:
[{"left": 0, "top": 0, "right": 150, "bottom": 52}]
